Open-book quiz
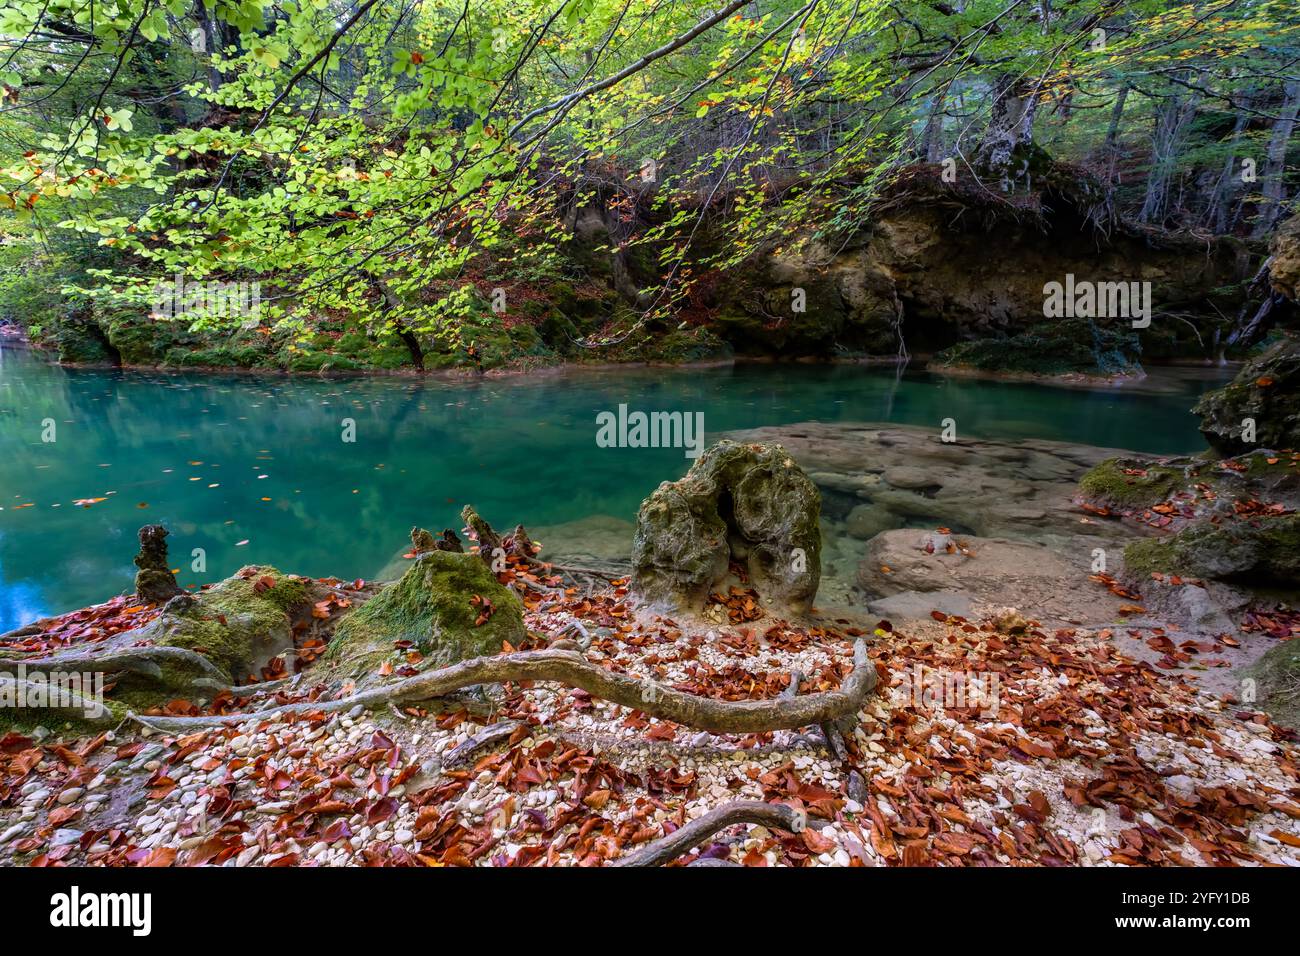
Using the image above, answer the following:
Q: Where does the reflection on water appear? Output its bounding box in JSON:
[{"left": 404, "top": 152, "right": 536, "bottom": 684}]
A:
[{"left": 0, "top": 344, "right": 1231, "bottom": 627}]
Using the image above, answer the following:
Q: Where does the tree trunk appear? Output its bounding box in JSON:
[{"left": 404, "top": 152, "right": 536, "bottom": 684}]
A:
[
  {"left": 1138, "top": 92, "right": 1199, "bottom": 225},
  {"left": 974, "top": 76, "right": 1038, "bottom": 188},
  {"left": 1252, "top": 79, "right": 1300, "bottom": 238}
]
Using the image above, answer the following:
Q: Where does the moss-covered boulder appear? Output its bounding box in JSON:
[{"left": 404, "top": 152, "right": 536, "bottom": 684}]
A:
[
  {"left": 1122, "top": 514, "right": 1300, "bottom": 587},
  {"left": 324, "top": 550, "right": 525, "bottom": 679},
  {"left": 632, "top": 440, "right": 821, "bottom": 613},
  {"left": 1076, "top": 456, "right": 1189, "bottom": 513},
  {"left": 1195, "top": 334, "right": 1300, "bottom": 455},
  {"left": 932, "top": 318, "right": 1142, "bottom": 379},
  {"left": 1246, "top": 638, "right": 1300, "bottom": 731},
  {"left": 128, "top": 567, "right": 310, "bottom": 683}
]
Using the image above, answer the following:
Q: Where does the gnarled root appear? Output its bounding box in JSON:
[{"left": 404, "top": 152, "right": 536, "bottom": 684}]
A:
[
  {"left": 0, "top": 645, "right": 228, "bottom": 686},
  {"left": 612, "top": 800, "right": 804, "bottom": 867},
  {"left": 129, "top": 639, "right": 875, "bottom": 735}
]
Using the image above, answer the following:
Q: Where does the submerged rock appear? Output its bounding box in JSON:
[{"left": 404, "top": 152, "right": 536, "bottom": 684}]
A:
[
  {"left": 325, "top": 550, "right": 525, "bottom": 678},
  {"left": 1195, "top": 334, "right": 1300, "bottom": 454},
  {"left": 632, "top": 441, "right": 821, "bottom": 612}
]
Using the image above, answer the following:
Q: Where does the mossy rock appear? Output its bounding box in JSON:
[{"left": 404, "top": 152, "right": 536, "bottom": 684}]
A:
[
  {"left": 1122, "top": 514, "right": 1300, "bottom": 587},
  {"left": 1246, "top": 639, "right": 1300, "bottom": 731},
  {"left": 49, "top": 310, "right": 115, "bottom": 364},
  {"left": 1077, "top": 457, "right": 1187, "bottom": 512},
  {"left": 933, "top": 318, "right": 1142, "bottom": 378},
  {"left": 128, "top": 567, "right": 311, "bottom": 683},
  {"left": 633, "top": 440, "right": 821, "bottom": 613},
  {"left": 324, "top": 551, "right": 525, "bottom": 679},
  {"left": 1194, "top": 333, "right": 1300, "bottom": 455}
]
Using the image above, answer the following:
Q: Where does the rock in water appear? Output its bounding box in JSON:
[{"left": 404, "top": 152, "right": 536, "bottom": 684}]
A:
[
  {"left": 326, "top": 550, "right": 526, "bottom": 677},
  {"left": 1194, "top": 334, "right": 1300, "bottom": 454},
  {"left": 632, "top": 441, "right": 821, "bottom": 612},
  {"left": 133, "top": 524, "right": 183, "bottom": 605}
]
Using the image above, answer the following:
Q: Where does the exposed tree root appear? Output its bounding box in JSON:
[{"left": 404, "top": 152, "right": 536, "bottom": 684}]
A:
[
  {"left": 0, "top": 645, "right": 228, "bottom": 685},
  {"left": 0, "top": 677, "right": 119, "bottom": 728},
  {"left": 128, "top": 640, "right": 875, "bottom": 734},
  {"left": 611, "top": 800, "right": 804, "bottom": 867}
]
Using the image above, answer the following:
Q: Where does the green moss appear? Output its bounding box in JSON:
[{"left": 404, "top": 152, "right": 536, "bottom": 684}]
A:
[
  {"left": 1246, "top": 639, "right": 1300, "bottom": 731},
  {"left": 1122, "top": 514, "right": 1300, "bottom": 585},
  {"left": 325, "top": 551, "right": 525, "bottom": 679},
  {"left": 934, "top": 318, "right": 1142, "bottom": 378},
  {"left": 131, "top": 567, "right": 310, "bottom": 681},
  {"left": 1078, "top": 458, "right": 1184, "bottom": 511}
]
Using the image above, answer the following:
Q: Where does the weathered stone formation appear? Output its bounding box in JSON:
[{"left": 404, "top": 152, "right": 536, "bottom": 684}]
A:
[
  {"left": 1123, "top": 514, "right": 1300, "bottom": 588},
  {"left": 133, "top": 524, "right": 184, "bottom": 605},
  {"left": 632, "top": 441, "right": 821, "bottom": 613},
  {"left": 1269, "top": 211, "right": 1300, "bottom": 302},
  {"left": 1195, "top": 334, "right": 1300, "bottom": 454},
  {"left": 326, "top": 549, "right": 526, "bottom": 677},
  {"left": 411, "top": 526, "right": 464, "bottom": 554}
]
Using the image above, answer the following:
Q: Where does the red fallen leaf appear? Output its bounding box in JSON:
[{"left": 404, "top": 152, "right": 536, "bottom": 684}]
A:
[
  {"left": 582, "top": 789, "right": 612, "bottom": 810},
  {"left": 267, "top": 852, "right": 300, "bottom": 867},
  {"left": 367, "top": 797, "right": 398, "bottom": 824},
  {"left": 930, "top": 610, "right": 948, "bottom": 622},
  {"left": 322, "top": 819, "right": 353, "bottom": 843},
  {"left": 645, "top": 722, "right": 677, "bottom": 742},
  {"left": 140, "top": 847, "right": 177, "bottom": 867},
  {"left": 378, "top": 660, "right": 394, "bottom": 676},
  {"left": 932, "top": 831, "right": 976, "bottom": 856},
  {"left": 802, "top": 829, "right": 836, "bottom": 853},
  {"left": 1118, "top": 604, "right": 1146, "bottom": 615},
  {"left": 48, "top": 806, "right": 81, "bottom": 826},
  {"left": 270, "top": 771, "right": 293, "bottom": 791}
]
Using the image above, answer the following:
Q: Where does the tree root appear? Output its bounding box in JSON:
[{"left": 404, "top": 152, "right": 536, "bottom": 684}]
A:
[
  {"left": 128, "top": 640, "right": 875, "bottom": 735},
  {"left": 0, "top": 645, "right": 228, "bottom": 685},
  {"left": 0, "top": 676, "right": 120, "bottom": 728},
  {"left": 611, "top": 800, "right": 803, "bottom": 867}
]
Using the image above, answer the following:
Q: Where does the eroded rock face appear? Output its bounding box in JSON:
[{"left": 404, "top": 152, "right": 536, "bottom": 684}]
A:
[
  {"left": 327, "top": 550, "right": 525, "bottom": 677},
  {"left": 632, "top": 441, "right": 821, "bottom": 612},
  {"left": 1194, "top": 334, "right": 1300, "bottom": 454},
  {"left": 1270, "top": 212, "right": 1300, "bottom": 302}
]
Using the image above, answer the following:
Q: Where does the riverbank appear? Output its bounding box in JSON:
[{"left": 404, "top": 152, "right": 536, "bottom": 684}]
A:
[
  {"left": 3, "top": 414, "right": 1298, "bottom": 867},
  {"left": 2, "top": 530, "right": 1297, "bottom": 868}
]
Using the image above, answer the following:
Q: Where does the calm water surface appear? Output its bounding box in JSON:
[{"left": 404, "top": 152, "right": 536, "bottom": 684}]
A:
[{"left": 0, "top": 344, "right": 1230, "bottom": 628}]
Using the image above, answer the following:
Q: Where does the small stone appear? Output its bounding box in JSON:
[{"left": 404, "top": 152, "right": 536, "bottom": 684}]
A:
[
  {"left": 56, "top": 788, "right": 84, "bottom": 805},
  {"left": 50, "top": 828, "right": 83, "bottom": 848}
]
